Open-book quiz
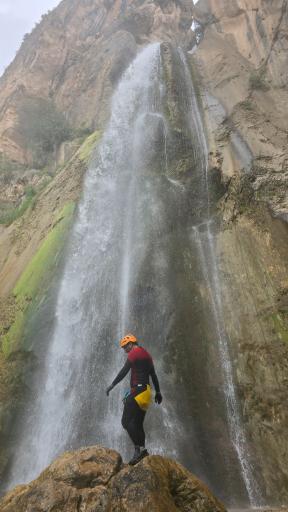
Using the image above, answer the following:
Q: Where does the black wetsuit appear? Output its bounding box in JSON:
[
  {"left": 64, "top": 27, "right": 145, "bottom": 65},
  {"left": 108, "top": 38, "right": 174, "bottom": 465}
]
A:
[{"left": 111, "top": 345, "right": 160, "bottom": 447}]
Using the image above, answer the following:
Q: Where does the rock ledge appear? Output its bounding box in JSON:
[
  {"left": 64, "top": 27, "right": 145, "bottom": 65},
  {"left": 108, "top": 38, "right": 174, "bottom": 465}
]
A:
[{"left": 0, "top": 445, "right": 226, "bottom": 512}]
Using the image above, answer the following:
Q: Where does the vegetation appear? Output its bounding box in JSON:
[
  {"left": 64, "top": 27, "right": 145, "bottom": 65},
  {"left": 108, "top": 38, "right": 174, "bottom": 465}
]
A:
[
  {"left": 271, "top": 313, "right": 288, "bottom": 344},
  {"left": 240, "top": 99, "right": 254, "bottom": 111},
  {"left": 0, "top": 154, "right": 26, "bottom": 184},
  {"left": 78, "top": 130, "right": 102, "bottom": 162},
  {"left": 1, "top": 202, "right": 75, "bottom": 356},
  {"left": 0, "top": 186, "right": 36, "bottom": 226},
  {"left": 18, "top": 98, "right": 72, "bottom": 167},
  {"left": 249, "top": 69, "right": 269, "bottom": 91}
]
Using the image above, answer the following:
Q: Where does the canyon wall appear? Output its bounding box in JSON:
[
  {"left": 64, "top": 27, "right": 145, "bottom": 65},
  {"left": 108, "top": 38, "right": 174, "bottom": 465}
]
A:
[
  {"left": 0, "top": 0, "right": 287, "bottom": 505},
  {"left": 0, "top": 0, "right": 194, "bottom": 164},
  {"left": 191, "top": 0, "right": 288, "bottom": 502}
]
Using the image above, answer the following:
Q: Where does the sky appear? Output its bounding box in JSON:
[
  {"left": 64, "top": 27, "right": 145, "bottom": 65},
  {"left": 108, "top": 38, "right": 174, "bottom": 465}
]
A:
[
  {"left": 0, "top": 0, "right": 61, "bottom": 76},
  {"left": 0, "top": 0, "right": 199, "bottom": 77}
]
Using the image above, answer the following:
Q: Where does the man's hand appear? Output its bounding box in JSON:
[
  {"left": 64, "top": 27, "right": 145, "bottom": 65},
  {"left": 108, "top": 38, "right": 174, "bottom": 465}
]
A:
[
  {"left": 106, "top": 385, "right": 114, "bottom": 396},
  {"left": 155, "top": 392, "right": 162, "bottom": 404}
]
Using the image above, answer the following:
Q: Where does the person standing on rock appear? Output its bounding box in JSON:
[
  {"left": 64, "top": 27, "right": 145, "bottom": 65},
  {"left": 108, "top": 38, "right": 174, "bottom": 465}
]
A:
[{"left": 106, "top": 333, "right": 162, "bottom": 465}]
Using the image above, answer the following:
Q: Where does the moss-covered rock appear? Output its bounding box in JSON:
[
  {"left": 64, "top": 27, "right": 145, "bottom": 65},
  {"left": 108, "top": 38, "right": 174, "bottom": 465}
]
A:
[
  {"left": 1, "top": 202, "right": 75, "bottom": 357},
  {"left": 0, "top": 129, "right": 101, "bottom": 480},
  {"left": 78, "top": 130, "right": 102, "bottom": 163}
]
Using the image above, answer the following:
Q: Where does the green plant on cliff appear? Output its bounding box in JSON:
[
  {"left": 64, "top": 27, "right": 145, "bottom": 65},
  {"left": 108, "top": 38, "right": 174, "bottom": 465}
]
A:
[
  {"left": 0, "top": 186, "right": 37, "bottom": 226},
  {"left": 271, "top": 313, "right": 288, "bottom": 344},
  {"left": 249, "top": 69, "right": 269, "bottom": 91},
  {"left": 240, "top": 99, "right": 254, "bottom": 111},
  {"left": 18, "top": 98, "right": 72, "bottom": 167},
  {"left": 1, "top": 202, "right": 75, "bottom": 356},
  {"left": 0, "top": 154, "right": 26, "bottom": 184},
  {"left": 78, "top": 131, "right": 102, "bottom": 163}
]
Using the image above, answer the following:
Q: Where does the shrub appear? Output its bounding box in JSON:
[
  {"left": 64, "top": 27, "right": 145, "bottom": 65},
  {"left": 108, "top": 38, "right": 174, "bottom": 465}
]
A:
[
  {"left": 0, "top": 186, "right": 37, "bottom": 226},
  {"left": 18, "top": 98, "right": 72, "bottom": 167},
  {"left": 249, "top": 70, "right": 269, "bottom": 91},
  {"left": 240, "top": 99, "right": 254, "bottom": 111}
]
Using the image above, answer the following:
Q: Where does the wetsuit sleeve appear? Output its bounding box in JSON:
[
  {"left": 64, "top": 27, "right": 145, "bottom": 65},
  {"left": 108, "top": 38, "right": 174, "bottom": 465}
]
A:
[
  {"left": 150, "top": 364, "right": 160, "bottom": 393},
  {"left": 111, "top": 359, "right": 131, "bottom": 387}
]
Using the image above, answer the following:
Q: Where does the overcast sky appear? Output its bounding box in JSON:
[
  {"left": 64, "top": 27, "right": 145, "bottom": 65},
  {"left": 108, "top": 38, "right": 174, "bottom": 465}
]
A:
[{"left": 0, "top": 0, "right": 61, "bottom": 76}]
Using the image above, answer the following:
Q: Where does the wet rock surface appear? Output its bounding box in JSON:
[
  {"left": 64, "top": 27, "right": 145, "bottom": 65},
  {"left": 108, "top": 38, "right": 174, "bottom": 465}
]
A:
[
  {"left": 0, "top": 446, "right": 226, "bottom": 512},
  {"left": 189, "top": 0, "right": 288, "bottom": 501}
]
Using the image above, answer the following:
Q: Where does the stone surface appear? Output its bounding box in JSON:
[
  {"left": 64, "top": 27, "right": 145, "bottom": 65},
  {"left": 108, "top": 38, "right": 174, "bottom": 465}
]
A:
[
  {"left": 193, "top": 0, "right": 288, "bottom": 220},
  {"left": 0, "top": 446, "right": 226, "bottom": 512},
  {"left": 0, "top": 0, "right": 194, "bottom": 165},
  {"left": 213, "top": 212, "right": 288, "bottom": 502},
  {"left": 187, "top": 0, "right": 288, "bottom": 501}
]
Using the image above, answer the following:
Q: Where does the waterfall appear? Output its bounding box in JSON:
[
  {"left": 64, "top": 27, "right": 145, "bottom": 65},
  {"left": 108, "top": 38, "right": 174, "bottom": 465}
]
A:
[
  {"left": 179, "top": 49, "right": 263, "bottom": 507},
  {"left": 4, "top": 43, "right": 262, "bottom": 507},
  {"left": 5, "top": 42, "right": 185, "bottom": 489}
]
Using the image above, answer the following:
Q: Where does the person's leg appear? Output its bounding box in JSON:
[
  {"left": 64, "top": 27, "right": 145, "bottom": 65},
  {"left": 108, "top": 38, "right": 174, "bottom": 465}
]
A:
[
  {"left": 122, "top": 397, "right": 145, "bottom": 445},
  {"left": 133, "top": 406, "right": 146, "bottom": 447},
  {"left": 121, "top": 397, "right": 148, "bottom": 463}
]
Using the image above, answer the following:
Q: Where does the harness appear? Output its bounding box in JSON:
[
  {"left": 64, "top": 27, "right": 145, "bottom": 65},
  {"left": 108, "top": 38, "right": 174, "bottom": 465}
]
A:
[{"left": 123, "top": 384, "right": 152, "bottom": 411}]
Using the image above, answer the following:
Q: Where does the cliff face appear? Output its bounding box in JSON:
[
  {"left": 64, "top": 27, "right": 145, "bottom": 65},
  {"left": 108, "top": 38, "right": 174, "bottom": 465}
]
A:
[
  {"left": 193, "top": 0, "right": 288, "bottom": 220},
  {"left": 191, "top": 0, "right": 288, "bottom": 502},
  {"left": 0, "top": 0, "right": 194, "bottom": 164},
  {"left": 0, "top": 0, "right": 288, "bottom": 506}
]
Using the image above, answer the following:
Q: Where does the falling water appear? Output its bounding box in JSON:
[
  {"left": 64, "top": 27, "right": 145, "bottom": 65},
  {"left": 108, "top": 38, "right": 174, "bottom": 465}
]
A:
[
  {"left": 5, "top": 42, "right": 186, "bottom": 489},
  {"left": 179, "top": 49, "right": 262, "bottom": 506},
  {"left": 4, "top": 43, "right": 262, "bottom": 507}
]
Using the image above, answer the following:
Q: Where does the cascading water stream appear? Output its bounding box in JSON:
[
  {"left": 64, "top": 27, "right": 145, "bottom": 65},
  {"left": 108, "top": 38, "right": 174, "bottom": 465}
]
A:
[
  {"left": 5, "top": 42, "right": 186, "bottom": 490},
  {"left": 4, "top": 42, "right": 263, "bottom": 508},
  {"left": 179, "top": 49, "right": 263, "bottom": 506}
]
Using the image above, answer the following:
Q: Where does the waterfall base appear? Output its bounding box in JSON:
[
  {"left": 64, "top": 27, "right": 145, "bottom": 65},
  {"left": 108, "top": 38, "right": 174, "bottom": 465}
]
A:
[{"left": 0, "top": 445, "right": 226, "bottom": 512}]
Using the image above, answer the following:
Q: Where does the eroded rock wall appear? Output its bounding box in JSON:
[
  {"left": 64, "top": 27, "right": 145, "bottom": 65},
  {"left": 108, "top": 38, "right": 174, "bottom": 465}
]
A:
[
  {"left": 193, "top": 0, "right": 288, "bottom": 220},
  {"left": 0, "top": 0, "right": 194, "bottom": 164},
  {"left": 191, "top": 0, "right": 288, "bottom": 502}
]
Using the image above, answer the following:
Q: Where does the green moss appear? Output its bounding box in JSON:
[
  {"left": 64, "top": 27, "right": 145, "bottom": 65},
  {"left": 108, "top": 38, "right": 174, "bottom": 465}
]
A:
[
  {"left": 0, "top": 193, "right": 37, "bottom": 226},
  {"left": 14, "top": 202, "right": 74, "bottom": 299},
  {"left": 1, "top": 202, "right": 75, "bottom": 356},
  {"left": 271, "top": 313, "right": 288, "bottom": 343},
  {"left": 78, "top": 130, "right": 101, "bottom": 163},
  {"left": 2, "top": 312, "right": 25, "bottom": 358}
]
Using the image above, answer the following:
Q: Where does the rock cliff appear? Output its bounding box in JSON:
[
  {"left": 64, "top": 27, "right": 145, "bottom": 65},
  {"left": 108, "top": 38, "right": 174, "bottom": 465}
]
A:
[
  {"left": 193, "top": 0, "right": 288, "bottom": 220},
  {"left": 0, "top": 0, "right": 194, "bottom": 165},
  {"left": 190, "top": 0, "right": 288, "bottom": 502},
  {"left": 0, "top": 0, "right": 287, "bottom": 507},
  {"left": 0, "top": 446, "right": 226, "bottom": 512}
]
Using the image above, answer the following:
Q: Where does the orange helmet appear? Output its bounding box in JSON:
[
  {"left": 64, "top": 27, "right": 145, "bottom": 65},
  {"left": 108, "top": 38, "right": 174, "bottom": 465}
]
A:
[{"left": 120, "top": 333, "right": 137, "bottom": 348}]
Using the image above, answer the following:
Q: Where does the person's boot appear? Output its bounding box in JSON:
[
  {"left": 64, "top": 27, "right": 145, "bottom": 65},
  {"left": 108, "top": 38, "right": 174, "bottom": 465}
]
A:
[{"left": 128, "top": 446, "right": 149, "bottom": 465}]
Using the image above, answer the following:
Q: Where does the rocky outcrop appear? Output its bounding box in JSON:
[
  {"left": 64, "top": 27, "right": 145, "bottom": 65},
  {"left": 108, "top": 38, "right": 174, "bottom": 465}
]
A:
[
  {"left": 0, "top": 0, "right": 194, "bottom": 165},
  {"left": 0, "top": 446, "right": 226, "bottom": 512}
]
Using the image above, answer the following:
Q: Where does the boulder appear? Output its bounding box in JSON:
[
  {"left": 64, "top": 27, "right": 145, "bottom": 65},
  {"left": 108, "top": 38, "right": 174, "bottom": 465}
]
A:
[{"left": 0, "top": 445, "right": 226, "bottom": 512}]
